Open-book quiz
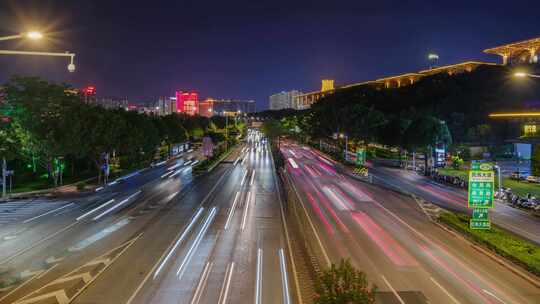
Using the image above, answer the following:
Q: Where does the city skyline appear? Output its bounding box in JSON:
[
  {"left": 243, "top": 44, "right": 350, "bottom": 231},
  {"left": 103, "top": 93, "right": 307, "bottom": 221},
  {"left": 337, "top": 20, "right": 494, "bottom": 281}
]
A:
[{"left": 1, "top": 0, "right": 540, "bottom": 110}]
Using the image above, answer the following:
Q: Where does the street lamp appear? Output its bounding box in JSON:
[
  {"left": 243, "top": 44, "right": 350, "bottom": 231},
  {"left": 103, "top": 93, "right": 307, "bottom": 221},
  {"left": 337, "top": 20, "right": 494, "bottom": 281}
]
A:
[
  {"left": 0, "top": 31, "right": 44, "bottom": 42},
  {"left": 339, "top": 133, "right": 349, "bottom": 162},
  {"left": 514, "top": 72, "right": 540, "bottom": 78}
]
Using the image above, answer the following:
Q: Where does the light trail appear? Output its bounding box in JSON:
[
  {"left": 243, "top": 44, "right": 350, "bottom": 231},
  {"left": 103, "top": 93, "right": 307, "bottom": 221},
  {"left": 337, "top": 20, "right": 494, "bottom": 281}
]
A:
[
  {"left": 241, "top": 191, "right": 251, "bottom": 231},
  {"left": 255, "top": 248, "right": 263, "bottom": 304},
  {"left": 76, "top": 199, "right": 115, "bottom": 221},
  {"left": 190, "top": 261, "right": 214, "bottom": 304},
  {"left": 176, "top": 207, "right": 217, "bottom": 279},
  {"left": 23, "top": 203, "right": 75, "bottom": 224},
  {"left": 153, "top": 208, "right": 204, "bottom": 279},
  {"left": 92, "top": 191, "right": 141, "bottom": 220},
  {"left": 218, "top": 262, "right": 235, "bottom": 304},
  {"left": 250, "top": 170, "right": 256, "bottom": 186},
  {"left": 279, "top": 248, "right": 292, "bottom": 304},
  {"left": 224, "top": 192, "right": 241, "bottom": 230}
]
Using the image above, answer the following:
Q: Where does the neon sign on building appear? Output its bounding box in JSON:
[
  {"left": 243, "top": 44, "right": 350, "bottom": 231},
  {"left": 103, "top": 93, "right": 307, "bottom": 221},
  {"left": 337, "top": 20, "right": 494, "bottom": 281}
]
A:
[{"left": 175, "top": 91, "right": 199, "bottom": 116}]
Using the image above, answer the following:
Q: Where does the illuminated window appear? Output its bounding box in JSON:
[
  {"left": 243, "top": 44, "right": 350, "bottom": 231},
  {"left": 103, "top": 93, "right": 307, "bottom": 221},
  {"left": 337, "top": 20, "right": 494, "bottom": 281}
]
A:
[{"left": 524, "top": 124, "right": 537, "bottom": 136}]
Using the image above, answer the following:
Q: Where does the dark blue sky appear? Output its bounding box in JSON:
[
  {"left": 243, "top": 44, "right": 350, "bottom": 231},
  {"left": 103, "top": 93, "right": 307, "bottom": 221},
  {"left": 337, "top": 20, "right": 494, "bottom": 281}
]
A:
[{"left": 1, "top": 0, "right": 539, "bottom": 110}]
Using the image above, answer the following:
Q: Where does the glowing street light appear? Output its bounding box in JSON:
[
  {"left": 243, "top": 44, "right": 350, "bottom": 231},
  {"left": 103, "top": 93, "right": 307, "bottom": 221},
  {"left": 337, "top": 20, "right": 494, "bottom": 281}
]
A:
[
  {"left": 25, "top": 31, "right": 43, "bottom": 40},
  {"left": 0, "top": 31, "right": 44, "bottom": 42},
  {"left": 514, "top": 72, "right": 540, "bottom": 78}
]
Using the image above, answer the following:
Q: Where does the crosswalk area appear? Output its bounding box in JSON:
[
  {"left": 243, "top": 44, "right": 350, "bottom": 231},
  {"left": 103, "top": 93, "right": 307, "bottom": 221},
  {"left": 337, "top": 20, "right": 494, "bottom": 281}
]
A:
[{"left": 0, "top": 200, "right": 70, "bottom": 226}]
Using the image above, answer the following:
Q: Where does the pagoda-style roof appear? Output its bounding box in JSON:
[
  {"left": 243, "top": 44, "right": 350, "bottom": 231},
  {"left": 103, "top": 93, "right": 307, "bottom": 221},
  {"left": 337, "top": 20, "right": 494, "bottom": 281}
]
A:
[{"left": 484, "top": 37, "right": 540, "bottom": 55}]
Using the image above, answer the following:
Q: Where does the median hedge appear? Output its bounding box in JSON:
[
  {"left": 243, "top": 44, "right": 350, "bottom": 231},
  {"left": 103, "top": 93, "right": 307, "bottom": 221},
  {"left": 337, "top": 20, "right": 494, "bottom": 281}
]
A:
[{"left": 439, "top": 212, "right": 540, "bottom": 276}]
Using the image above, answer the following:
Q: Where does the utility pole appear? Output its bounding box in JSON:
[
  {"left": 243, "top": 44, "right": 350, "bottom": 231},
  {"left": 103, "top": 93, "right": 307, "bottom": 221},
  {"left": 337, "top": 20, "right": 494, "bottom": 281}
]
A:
[{"left": 2, "top": 157, "right": 6, "bottom": 198}]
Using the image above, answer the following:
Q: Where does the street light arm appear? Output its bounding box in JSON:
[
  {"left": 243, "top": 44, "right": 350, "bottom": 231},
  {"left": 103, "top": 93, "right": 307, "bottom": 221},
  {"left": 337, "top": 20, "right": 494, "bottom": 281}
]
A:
[
  {"left": 0, "top": 34, "right": 23, "bottom": 41},
  {"left": 0, "top": 49, "right": 74, "bottom": 58}
]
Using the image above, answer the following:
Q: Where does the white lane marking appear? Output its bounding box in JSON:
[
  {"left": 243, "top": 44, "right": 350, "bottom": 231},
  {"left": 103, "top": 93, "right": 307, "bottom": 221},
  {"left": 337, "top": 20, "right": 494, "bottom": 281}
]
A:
[
  {"left": 218, "top": 262, "right": 235, "bottom": 304},
  {"left": 92, "top": 190, "right": 141, "bottom": 221},
  {"left": 153, "top": 208, "right": 205, "bottom": 279},
  {"left": 483, "top": 289, "right": 508, "bottom": 304},
  {"left": 190, "top": 261, "right": 214, "bottom": 304},
  {"left": 255, "top": 248, "right": 263, "bottom": 304},
  {"left": 240, "top": 170, "right": 249, "bottom": 186},
  {"left": 76, "top": 199, "right": 116, "bottom": 221},
  {"left": 279, "top": 248, "right": 292, "bottom": 304},
  {"left": 0, "top": 264, "right": 56, "bottom": 303},
  {"left": 250, "top": 170, "right": 256, "bottom": 186},
  {"left": 95, "top": 186, "right": 104, "bottom": 192},
  {"left": 224, "top": 192, "right": 241, "bottom": 230},
  {"left": 23, "top": 203, "right": 75, "bottom": 224},
  {"left": 431, "top": 277, "right": 461, "bottom": 304},
  {"left": 240, "top": 191, "right": 251, "bottom": 231},
  {"left": 382, "top": 275, "right": 406, "bottom": 304},
  {"left": 176, "top": 207, "right": 217, "bottom": 279}
]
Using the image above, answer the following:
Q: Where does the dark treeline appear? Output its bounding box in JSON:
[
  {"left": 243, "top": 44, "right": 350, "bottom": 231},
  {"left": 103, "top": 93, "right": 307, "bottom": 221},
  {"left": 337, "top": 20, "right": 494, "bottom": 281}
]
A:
[{"left": 0, "top": 77, "right": 236, "bottom": 188}]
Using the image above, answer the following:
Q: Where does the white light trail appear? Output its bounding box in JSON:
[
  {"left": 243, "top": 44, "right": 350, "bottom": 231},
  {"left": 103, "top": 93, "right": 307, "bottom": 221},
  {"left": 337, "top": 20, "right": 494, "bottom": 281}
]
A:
[
  {"left": 279, "top": 248, "right": 292, "bottom": 304},
  {"left": 241, "top": 191, "right": 251, "bottom": 231},
  {"left": 218, "top": 262, "right": 235, "bottom": 304},
  {"left": 153, "top": 207, "right": 204, "bottom": 279},
  {"left": 23, "top": 203, "right": 75, "bottom": 224},
  {"left": 76, "top": 199, "right": 115, "bottom": 221},
  {"left": 255, "top": 248, "right": 263, "bottom": 304},
  {"left": 250, "top": 170, "right": 256, "bottom": 186},
  {"left": 92, "top": 190, "right": 141, "bottom": 221},
  {"left": 224, "top": 192, "right": 240, "bottom": 230},
  {"left": 177, "top": 207, "right": 217, "bottom": 279}
]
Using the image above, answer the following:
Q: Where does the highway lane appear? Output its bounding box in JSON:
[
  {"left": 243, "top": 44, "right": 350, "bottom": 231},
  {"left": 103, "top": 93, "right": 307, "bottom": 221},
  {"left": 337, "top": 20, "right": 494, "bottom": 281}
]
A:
[
  {"left": 0, "top": 153, "right": 200, "bottom": 303},
  {"left": 97, "top": 131, "right": 294, "bottom": 304},
  {"left": 368, "top": 165, "right": 540, "bottom": 244},
  {"left": 282, "top": 141, "right": 540, "bottom": 304}
]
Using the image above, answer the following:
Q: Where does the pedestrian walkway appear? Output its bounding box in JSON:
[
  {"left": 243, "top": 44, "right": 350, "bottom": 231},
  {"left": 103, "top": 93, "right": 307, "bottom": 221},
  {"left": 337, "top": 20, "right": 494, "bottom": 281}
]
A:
[{"left": 0, "top": 199, "right": 69, "bottom": 226}]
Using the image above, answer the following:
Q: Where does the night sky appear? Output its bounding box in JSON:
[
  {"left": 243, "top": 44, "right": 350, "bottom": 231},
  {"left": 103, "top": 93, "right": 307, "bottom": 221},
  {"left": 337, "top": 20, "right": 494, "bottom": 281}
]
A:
[{"left": 1, "top": 0, "right": 539, "bottom": 110}]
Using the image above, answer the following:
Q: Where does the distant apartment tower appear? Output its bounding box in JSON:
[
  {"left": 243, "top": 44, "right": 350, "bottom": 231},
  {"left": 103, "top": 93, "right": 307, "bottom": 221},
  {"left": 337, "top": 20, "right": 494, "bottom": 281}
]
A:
[
  {"left": 156, "top": 96, "right": 175, "bottom": 116},
  {"left": 269, "top": 90, "right": 302, "bottom": 110},
  {"left": 175, "top": 91, "right": 199, "bottom": 116}
]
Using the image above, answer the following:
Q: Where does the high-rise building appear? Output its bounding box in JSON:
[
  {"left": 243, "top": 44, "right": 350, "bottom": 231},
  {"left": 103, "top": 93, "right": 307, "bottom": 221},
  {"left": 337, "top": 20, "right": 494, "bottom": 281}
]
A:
[
  {"left": 199, "top": 98, "right": 215, "bottom": 117},
  {"left": 175, "top": 91, "right": 199, "bottom": 116},
  {"left": 269, "top": 90, "right": 302, "bottom": 110}
]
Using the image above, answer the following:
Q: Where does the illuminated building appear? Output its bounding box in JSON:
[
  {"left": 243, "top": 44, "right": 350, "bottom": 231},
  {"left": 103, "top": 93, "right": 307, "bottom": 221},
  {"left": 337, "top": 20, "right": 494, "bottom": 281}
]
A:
[
  {"left": 199, "top": 98, "right": 256, "bottom": 116},
  {"left": 199, "top": 98, "right": 215, "bottom": 117},
  {"left": 484, "top": 37, "right": 540, "bottom": 65},
  {"left": 294, "top": 61, "right": 497, "bottom": 109},
  {"left": 294, "top": 79, "right": 335, "bottom": 110},
  {"left": 175, "top": 91, "right": 199, "bottom": 116},
  {"left": 269, "top": 90, "right": 302, "bottom": 110}
]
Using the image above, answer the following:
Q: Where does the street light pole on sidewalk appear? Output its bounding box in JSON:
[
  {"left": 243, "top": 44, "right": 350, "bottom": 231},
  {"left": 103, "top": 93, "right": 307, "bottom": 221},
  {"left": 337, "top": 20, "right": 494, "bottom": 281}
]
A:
[{"left": 2, "top": 158, "right": 6, "bottom": 198}]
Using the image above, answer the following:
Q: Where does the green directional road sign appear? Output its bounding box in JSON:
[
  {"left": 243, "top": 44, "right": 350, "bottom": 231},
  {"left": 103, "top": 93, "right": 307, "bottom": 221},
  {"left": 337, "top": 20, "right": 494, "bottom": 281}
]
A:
[
  {"left": 468, "top": 164, "right": 494, "bottom": 209},
  {"left": 470, "top": 219, "right": 491, "bottom": 229},
  {"left": 472, "top": 208, "right": 489, "bottom": 220},
  {"left": 356, "top": 148, "right": 366, "bottom": 166}
]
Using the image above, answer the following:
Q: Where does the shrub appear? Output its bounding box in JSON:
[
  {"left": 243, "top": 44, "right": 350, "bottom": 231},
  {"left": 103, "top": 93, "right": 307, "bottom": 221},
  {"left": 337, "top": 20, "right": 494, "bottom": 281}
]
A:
[{"left": 314, "top": 259, "right": 377, "bottom": 304}]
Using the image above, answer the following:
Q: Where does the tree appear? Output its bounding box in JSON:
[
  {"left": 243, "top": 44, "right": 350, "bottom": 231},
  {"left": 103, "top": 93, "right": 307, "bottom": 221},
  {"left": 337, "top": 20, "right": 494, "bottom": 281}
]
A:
[
  {"left": 403, "top": 115, "right": 452, "bottom": 174},
  {"left": 261, "top": 119, "right": 285, "bottom": 148},
  {"left": 314, "top": 259, "right": 376, "bottom": 304}
]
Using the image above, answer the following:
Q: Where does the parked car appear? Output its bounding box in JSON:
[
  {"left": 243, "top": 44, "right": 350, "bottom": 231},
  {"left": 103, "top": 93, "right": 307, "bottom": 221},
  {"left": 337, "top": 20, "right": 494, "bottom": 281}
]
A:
[{"left": 526, "top": 175, "right": 540, "bottom": 183}]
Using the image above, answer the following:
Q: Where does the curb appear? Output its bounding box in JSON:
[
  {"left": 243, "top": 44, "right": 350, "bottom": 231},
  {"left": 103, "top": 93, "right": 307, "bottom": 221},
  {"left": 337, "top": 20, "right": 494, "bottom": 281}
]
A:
[{"left": 436, "top": 219, "right": 540, "bottom": 289}]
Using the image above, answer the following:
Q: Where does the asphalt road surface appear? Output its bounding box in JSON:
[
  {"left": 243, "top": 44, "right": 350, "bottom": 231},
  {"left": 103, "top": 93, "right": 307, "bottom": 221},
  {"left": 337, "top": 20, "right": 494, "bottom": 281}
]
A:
[
  {"left": 368, "top": 165, "right": 540, "bottom": 245},
  {"left": 0, "top": 135, "right": 295, "bottom": 304},
  {"left": 281, "top": 140, "right": 540, "bottom": 304}
]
